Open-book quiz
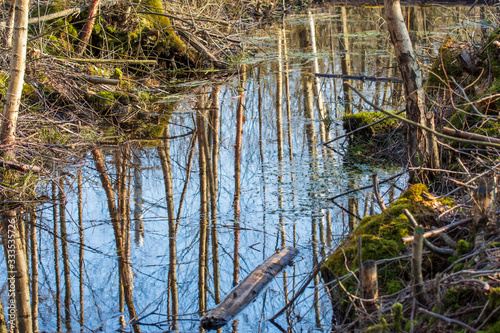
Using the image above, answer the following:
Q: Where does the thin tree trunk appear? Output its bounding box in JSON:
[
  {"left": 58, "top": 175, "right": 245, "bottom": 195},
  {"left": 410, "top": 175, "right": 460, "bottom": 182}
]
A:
[
  {"left": 92, "top": 149, "right": 142, "bottom": 333},
  {"left": 3, "top": 1, "right": 14, "bottom": 47},
  {"left": 53, "top": 182, "right": 61, "bottom": 333},
  {"left": 1, "top": 210, "right": 33, "bottom": 333},
  {"left": 59, "top": 179, "right": 72, "bottom": 332},
  {"left": 157, "top": 126, "right": 179, "bottom": 328},
  {"left": 384, "top": 0, "right": 429, "bottom": 175},
  {"left": 76, "top": 0, "right": 101, "bottom": 55},
  {"left": 0, "top": 0, "right": 29, "bottom": 153},
  {"left": 30, "top": 212, "right": 39, "bottom": 333},
  {"left": 77, "top": 170, "right": 85, "bottom": 331}
]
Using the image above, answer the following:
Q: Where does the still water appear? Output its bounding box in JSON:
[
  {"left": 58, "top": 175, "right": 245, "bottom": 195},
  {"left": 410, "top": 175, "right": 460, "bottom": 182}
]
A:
[{"left": 2, "top": 4, "right": 490, "bottom": 332}]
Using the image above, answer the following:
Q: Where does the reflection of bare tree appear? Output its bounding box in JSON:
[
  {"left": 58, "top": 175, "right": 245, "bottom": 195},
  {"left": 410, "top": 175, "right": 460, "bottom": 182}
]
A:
[
  {"left": 1, "top": 209, "right": 32, "bottom": 332},
  {"left": 303, "top": 55, "right": 322, "bottom": 329},
  {"left": 197, "top": 94, "right": 209, "bottom": 315},
  {"left": 133, "top": 152, "right": 144, "bottom": 248},
  {"left": 59, "top": 178, "right": 72, "bottom": 332},
  {"left": 233, "top": 66, "right": 246, "bottom": 289},
  {"left": 92, "top": 148, "right": 141, "bottom": 333},
  {"left": 53, "top": 182, "right": 61, "bottom": 332},
  {"left": 339, "top": 7, "right": 352, "bottom": 115},
  {"left": 77, "top": 171, "right": 85, "bottom": 331},
  {"left": 157, "top": 125, "right": 179, "bottom": 328},
  {"left": 206, "top": 85, "right": 221, "bottom": 304},
  {"left": 30, "top": 211, "right": 39, "bottom": 333}
]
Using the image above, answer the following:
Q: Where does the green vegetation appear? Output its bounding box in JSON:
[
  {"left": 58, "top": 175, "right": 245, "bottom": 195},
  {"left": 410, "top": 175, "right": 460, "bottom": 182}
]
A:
[
  {"left": 342, "top": 111, "right": 401, "bottom": 160},
  {"left": 321, "top": 184, "right": 452, "bottom": 300}
]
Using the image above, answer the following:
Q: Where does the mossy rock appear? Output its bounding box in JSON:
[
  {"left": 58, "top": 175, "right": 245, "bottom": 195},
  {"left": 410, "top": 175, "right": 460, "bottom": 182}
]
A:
[{"left": 321, "top": 184, "right": 452, "bottom": 309}]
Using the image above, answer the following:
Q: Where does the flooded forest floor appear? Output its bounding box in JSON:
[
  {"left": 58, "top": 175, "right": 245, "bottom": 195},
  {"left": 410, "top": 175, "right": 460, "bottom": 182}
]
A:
[{"left": 1, "top": 0, "right": 500, "bottom": 332}]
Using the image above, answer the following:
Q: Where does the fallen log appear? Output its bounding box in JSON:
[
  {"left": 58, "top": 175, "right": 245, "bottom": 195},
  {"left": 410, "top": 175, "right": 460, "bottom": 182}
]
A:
[
  {"left": 200, "top": 246, "right": 299, "bottom": 330},
  {"left": 442, "top": 127, "right": 500, "bottom": 145}
]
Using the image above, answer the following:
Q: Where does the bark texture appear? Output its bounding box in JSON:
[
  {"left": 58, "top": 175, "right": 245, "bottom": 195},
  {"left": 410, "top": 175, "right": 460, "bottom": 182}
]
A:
[
  {"left": 0, "top": 0, "right": 29, "bottom": 152},
  {"left": 384, "top": 0, "right": 427, "bottom": 172}
]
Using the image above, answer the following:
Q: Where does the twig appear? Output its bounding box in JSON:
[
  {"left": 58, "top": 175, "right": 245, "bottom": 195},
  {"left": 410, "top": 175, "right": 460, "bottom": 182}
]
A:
[
  {"left": 56, "top": 58, "right": 157, "bottom": 64},
  {"left": 268, "top": 253, "right": 329, "bottom": 322},
  {"left": 402, "top": 218, "right": 472, "bottom": 243},
  {"left": 372, "top": 173, "right": 386, "bottom": 211},
  {"left": 418, "top": 308, "right": 478, "bottom": 332},
  {"left": 403, "top": 209, "right": 454, "bottom": 256},
  {"left": 347, "top": 83, "right": 500, "bottom": 150},
  {"left": 329, "top": 171, "right": 405, "bottom": 201}
]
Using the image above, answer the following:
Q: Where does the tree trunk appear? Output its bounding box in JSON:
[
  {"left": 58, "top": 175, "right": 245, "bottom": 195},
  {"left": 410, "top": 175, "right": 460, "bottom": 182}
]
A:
[
  {"left": 76, "top": 0, "right": 101, "bottom": 56},
  {"left": 0, "top": 0, "right": 29, "bottom": 154},
  {"left": 384, "top": 0, "right": 428, "bottom": 176}
]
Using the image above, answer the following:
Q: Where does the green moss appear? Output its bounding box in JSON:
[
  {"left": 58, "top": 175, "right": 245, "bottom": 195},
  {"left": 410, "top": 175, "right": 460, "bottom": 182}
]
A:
[
  {"left": 393, "top": 303, "right": 403, "bottom": 333},
  {"left": 342, "top": 111, "right": 401, "bottom": 160},
  {"left": 386, "top": 281, "right": 403, "bottom": 294},
  {"left": 457, "top": 240, "right": 471, "bottom": 255},
  {"left": 140, "top": 0, "right": 187, "bottom": 53},
  {"left": 444, "top": 287, "right": 474, "bottom": 311},
  {"left": 321, "top": 184, "right": 447, "bottom": 303}
]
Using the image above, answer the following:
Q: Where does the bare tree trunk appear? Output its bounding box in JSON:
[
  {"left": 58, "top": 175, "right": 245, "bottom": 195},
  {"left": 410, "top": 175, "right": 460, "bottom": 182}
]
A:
[
  {"left": 3, "top": 1, "right": 14, "bottom": 47},
  {"left": 0, "top": 0, "right": 29, "bottom": 154},
  {"left": 30, "top": 212, "right": 39, "bottom": 333},
  {"left": 157, "top": 126, "right": 179, "bottom": 328},
  {"left": 1, "top": 210, "right": 33, "bottom": 333},
  {"left": 77, "top": 171, "right": 85, "bottom": 331},
  {"left": 384, "top": 0, "right": 432, "bottom": 176},
  {"left": 92, "top": 149, "right": 141, "bottom": 333},
  {"left": 76, "top": 0, "right": 101, "bottom": 56}
]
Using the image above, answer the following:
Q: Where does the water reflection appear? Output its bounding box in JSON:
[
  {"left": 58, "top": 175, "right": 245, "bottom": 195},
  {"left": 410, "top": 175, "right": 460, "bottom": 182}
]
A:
[{"left": 2, "top": 5, "right": 491, "bottom": 332}]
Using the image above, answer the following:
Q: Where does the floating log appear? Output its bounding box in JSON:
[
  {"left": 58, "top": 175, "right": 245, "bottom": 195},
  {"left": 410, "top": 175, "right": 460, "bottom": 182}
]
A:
[{"left": 200, "top": 246, "right": 299, "bottom": 330}]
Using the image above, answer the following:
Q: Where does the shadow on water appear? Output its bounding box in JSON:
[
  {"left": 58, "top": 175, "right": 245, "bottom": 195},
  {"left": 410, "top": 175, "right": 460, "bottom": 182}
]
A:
[{"left": 2, "top": 3, "right": 498, "bottom": 332}]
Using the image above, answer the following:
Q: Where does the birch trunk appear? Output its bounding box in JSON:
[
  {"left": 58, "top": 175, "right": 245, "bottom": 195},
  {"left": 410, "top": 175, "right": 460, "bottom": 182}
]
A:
[
  {"left": 0, "top": 0, "right": 29, "bottom": 153},
  {"left": 384, "top": 0, "right": 431, "bottom": 173}
]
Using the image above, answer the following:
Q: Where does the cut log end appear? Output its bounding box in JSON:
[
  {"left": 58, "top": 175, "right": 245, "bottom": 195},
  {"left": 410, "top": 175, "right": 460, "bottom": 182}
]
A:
[{"left": 200, "top": 315, "right": 227, "bottom": 330}]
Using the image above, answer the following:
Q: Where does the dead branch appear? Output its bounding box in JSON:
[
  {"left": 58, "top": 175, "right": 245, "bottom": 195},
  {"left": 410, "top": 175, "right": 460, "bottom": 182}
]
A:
[
  {"left": 418, "top": 308, "right": 478, "bottom": 332},
  {"left": 442, "top": 127, "right": 500, "bottom": 145},
  {"left": 402, "top": 218, "right": 472, "bottom": 243}
]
